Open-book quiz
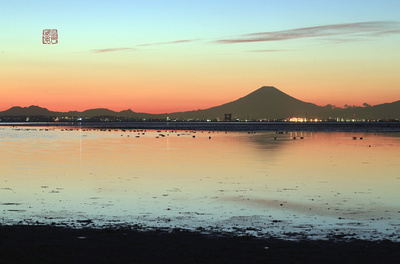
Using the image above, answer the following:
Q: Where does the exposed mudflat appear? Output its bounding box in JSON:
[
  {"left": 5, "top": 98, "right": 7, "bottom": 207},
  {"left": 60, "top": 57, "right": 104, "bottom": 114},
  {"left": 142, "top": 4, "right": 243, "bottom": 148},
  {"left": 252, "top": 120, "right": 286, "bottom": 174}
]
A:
[{"left": 1, "top": 126, "right": 400, "bottom": 262}]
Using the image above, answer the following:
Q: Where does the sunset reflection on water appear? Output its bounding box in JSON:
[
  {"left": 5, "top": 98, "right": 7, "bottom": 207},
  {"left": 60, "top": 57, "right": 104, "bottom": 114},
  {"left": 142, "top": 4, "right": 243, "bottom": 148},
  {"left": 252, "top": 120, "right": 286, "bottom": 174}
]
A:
[{"left": 1, "top": 126, "right": 399, "bottom": 240}]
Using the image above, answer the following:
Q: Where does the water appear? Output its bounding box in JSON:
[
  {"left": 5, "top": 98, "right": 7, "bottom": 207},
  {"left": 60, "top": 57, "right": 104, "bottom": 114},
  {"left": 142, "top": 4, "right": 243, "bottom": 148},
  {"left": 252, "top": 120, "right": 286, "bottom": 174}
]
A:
[{"left": 1, "top": 126, "right": 399, "bottom": 241}]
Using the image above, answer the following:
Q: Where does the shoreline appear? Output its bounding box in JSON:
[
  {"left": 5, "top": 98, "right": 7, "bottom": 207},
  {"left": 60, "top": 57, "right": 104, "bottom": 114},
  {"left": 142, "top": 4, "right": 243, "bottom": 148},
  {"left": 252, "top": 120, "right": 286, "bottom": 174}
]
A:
[
  {"left": 1, "top": 121, "right": 400, "bottom": 132},
  {"left": 1, "top": 225, "right": 399, "bottom": 264}
]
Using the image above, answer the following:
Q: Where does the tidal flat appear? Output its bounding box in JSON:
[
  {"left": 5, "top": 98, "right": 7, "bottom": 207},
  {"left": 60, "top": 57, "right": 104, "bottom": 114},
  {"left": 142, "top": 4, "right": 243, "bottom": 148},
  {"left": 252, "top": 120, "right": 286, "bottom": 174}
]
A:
[{"left": 1, "top": 125, "right": 400, "bottom": 262}]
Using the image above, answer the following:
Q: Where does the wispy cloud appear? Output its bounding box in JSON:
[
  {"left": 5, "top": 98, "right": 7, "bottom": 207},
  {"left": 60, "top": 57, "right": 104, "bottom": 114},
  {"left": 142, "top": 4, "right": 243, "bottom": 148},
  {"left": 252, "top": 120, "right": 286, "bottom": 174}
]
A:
[
  {"left": 91, "top": 48, "right": 135, "bottom": 53},
  {"left": 215, "top": 21, "right": 400, "bottom": 44},
  {"left": 247, "top": 49, "right": 292, "bottom": 52},
  {"left": 90, "top": 21, "right": 399, "bottom": 53},
  {"left": 136, "top": 39, "right": 199, "bottom": 47},
  {"left": 90, "top": 39, "right": 198, "bottom": 54}
]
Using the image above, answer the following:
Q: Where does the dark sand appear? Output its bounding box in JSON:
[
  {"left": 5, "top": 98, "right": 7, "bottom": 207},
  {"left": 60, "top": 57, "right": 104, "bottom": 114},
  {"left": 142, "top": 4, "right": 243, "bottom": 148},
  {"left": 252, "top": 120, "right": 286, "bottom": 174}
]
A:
[{"left": 1, "top": 225, "right": 399, "bottom": 263}]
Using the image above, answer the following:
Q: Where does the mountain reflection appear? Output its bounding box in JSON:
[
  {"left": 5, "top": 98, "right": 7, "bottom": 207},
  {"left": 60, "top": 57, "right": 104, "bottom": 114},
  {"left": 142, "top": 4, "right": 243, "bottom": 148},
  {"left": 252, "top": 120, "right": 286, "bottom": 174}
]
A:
[{"left": 244, "top": 131, "right": 311, "bottom": 151}]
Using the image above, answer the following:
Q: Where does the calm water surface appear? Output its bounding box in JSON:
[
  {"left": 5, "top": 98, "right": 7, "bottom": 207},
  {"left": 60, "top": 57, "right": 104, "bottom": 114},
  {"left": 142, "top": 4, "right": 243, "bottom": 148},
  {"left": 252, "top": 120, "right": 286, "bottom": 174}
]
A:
[{"left": 1, "top": 126, "right": 399, "bottom": 240}]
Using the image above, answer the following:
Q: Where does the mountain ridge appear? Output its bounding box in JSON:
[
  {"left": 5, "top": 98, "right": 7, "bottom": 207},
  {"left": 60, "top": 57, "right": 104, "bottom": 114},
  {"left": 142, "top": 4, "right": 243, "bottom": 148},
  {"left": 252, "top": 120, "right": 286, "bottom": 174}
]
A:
[{"left": 1, "top": 86, "right": 399, "bottom": 120}]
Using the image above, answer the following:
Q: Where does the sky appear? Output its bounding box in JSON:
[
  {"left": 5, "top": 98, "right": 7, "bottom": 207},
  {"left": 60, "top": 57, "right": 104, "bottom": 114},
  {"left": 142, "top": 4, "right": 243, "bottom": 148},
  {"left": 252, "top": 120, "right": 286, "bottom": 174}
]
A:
[{"left": 1, "top": 0, "right": 400, "bottom": 113}]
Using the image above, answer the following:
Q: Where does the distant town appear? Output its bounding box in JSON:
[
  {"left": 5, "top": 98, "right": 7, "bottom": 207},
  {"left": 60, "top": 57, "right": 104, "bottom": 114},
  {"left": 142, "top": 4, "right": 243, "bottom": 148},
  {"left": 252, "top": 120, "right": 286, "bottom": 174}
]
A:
[{"left": 0, "top": 115, "right": 399, "bottom": 123}]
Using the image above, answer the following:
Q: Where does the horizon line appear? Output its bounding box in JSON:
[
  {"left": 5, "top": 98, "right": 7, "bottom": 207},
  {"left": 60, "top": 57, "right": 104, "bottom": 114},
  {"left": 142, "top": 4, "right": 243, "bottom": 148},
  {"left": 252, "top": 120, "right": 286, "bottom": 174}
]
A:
[{"left": 1, "top": 86, "right": 399, "bottom": 115}]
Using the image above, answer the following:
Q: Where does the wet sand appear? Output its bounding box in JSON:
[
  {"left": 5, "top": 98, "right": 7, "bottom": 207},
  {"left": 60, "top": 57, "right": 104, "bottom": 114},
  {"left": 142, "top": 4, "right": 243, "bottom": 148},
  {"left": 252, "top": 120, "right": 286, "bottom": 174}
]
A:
[{"left": 1, "top": 225, "right": 399, "bottom": 264}]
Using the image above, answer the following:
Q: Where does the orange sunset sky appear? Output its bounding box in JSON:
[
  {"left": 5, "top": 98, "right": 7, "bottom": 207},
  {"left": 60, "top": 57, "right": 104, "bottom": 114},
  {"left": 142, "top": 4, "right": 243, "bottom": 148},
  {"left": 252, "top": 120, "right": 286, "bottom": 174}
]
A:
[{"left": 1, "top": 1, "right": 400, "bottom": 113}]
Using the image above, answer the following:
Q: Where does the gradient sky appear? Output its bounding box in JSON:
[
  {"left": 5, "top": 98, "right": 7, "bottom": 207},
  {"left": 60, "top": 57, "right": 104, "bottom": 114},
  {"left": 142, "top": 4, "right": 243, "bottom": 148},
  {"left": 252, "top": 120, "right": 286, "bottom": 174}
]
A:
[{"left": 1, "top": 0, "right": 400, "bottom": 113}]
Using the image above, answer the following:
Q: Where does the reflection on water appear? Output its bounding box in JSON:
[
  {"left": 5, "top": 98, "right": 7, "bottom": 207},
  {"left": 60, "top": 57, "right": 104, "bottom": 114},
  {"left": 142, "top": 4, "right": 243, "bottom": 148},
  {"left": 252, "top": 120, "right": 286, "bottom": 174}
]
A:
[{"left": 1, "top": 126, "right": 399, "bottom": 241}]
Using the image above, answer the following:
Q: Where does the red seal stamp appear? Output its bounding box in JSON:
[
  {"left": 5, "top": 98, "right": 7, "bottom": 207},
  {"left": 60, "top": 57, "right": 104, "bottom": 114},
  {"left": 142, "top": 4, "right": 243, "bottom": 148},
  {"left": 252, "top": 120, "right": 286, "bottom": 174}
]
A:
[{"left": 42, "top": 29, "right": 58, "bottom": 44}]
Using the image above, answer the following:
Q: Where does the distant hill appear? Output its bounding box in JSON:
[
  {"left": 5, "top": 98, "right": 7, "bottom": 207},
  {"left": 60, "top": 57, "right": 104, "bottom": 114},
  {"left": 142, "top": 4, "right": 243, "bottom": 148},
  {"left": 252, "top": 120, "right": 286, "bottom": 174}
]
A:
[
  {"left": 80, "top": 108, "right": 119, "bottom": 117},
  {"left": 0, "top": 106, "right": 138, "bottom": 118},
  {"left": 0, "top": 105, "right": 56, "bottom": 116},
  {"left": 1, "top": 86, "right": 399, "bottom": 120},
  {"left": 355, "top": 101, "right": 400, "bottom": 120}
]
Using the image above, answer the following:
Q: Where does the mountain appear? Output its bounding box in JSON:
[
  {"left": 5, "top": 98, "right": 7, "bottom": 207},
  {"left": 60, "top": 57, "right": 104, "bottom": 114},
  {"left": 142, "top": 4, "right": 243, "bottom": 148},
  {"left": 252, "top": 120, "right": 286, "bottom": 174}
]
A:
[
  {"left": 80, "top": 108, "right": 119, "bottom": 117},
  {"left": 156, "top": 86, "right": 400, "bottom": 120},
  {"left": 0, "top": 105, "right": 57, "bottom": 116},
  {"left": 336, "top": 101, "right": 400, "bottom": 120},
  {"left": 0, "top": 106, "right": 135, "bottom": 118},
  {"left": 1, "top": 86, "right": 399, "bottom": 120},
  {"left": 162, "top": 86, "right": 323, "bottom": 120}
]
